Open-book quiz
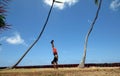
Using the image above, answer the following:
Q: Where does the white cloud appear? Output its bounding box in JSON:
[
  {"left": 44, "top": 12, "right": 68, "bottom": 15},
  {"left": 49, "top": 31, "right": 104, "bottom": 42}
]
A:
[
  {"left": 43, "top": 0, "right": 78, "bottom": 10},
  {"left": 110, "top": 0, "right": 120, "bottom": 11},
  {"left": 5, "top": 33, "right": 27, "bottom": 46}
]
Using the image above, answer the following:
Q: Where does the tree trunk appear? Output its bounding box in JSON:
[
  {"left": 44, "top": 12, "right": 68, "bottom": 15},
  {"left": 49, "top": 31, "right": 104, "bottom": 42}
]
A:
[
  {"left": 11, "top": 1, "right": 55, "bottom": 69},
  {"left": 78, "top": 0, "right": 102, "bottom": 68}
]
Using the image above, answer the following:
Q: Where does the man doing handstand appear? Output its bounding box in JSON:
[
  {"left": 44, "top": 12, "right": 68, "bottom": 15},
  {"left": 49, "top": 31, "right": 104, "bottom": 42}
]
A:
[{"left": 51, "top": 40, "right": 58, "bottom": 69}]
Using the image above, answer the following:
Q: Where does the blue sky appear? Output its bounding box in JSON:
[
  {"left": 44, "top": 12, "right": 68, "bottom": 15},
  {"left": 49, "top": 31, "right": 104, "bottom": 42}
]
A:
[{"left": 0, "top": 0, "right": 120, "bottom": 67}]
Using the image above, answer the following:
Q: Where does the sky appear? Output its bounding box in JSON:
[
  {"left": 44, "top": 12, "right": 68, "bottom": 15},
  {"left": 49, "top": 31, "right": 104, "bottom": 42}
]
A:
[{"left": 0, "top": 0, "right": 120, "bottom": 67}]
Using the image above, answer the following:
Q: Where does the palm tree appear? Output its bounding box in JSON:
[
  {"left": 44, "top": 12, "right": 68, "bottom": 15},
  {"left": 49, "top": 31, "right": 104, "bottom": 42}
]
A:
[
  {"left": 11, "top": 0, "right": 63, "bottom": 68},
  {"left": 0, "top": 0, "right": 10, "bottom": 31},
  {"left": 78, "top": 0, "right": 102, "bottom": 68}
]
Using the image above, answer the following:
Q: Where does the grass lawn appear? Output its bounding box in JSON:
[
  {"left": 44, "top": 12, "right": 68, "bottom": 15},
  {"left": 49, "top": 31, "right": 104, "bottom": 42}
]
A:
[{"left": 0, "top": 67, "right": 120, "bottom": 76}]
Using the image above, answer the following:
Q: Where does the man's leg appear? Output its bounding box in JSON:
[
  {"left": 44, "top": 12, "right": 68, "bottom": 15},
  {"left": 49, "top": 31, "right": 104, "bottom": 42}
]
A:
[
  {"left": 54, "top": 57, "right": 58, "bottom": 69},
  {"left": 52, "top": 58, "right": 56, "bottom": 69},
  {"left": 55, "top": 62, "right": 58, "bottom": 69}
]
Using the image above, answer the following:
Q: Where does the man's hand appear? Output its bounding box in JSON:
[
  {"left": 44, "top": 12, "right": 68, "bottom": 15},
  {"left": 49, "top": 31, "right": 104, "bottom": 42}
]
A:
[{"left": 51, "top": 40, "right": 54, "bottom": 44}]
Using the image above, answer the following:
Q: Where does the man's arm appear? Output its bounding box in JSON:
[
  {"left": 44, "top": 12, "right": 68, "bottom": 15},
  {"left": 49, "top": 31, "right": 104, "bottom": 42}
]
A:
[{"left": 51, "top": 40, "right": 54, "bottom": 48}]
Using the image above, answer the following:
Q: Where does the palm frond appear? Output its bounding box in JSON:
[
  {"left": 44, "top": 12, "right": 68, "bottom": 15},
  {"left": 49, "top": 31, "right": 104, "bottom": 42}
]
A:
[
  {"left": 0, "top": 0, "right": 10, "bottom": 31},
  {"left": 55, "top": 1, "right": 63, "bottom": 3},
  {"left": 0, "top": 15, "right": 10, "bottom": 31}
]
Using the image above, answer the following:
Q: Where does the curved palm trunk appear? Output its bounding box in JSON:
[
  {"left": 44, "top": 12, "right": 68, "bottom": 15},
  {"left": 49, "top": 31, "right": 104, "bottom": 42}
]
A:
[
  {"left": 78, "top": 0, "right": 102, "bottom": 68},
  {"left": 11, "top": 1, "right": 55, "bottom": 69}
]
